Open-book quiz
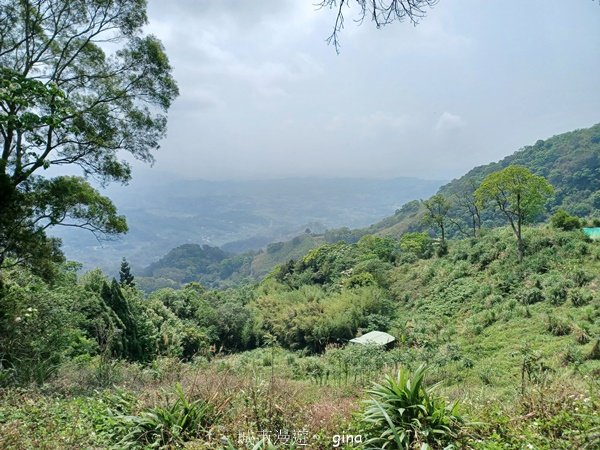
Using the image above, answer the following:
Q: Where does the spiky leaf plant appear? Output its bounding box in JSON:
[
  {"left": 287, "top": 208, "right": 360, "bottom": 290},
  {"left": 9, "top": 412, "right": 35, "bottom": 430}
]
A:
[
  {"left": 109, "top": 384, "right": 217, "bottom": 449},
  {"left": 361, "top": 364, "right": 463, "bottom": 449}
]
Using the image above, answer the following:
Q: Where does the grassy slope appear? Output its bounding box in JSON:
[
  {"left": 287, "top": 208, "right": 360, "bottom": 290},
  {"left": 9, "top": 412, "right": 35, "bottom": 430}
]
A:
[
  {"left": 1, "top": 227, "right": 599, "bottom": 449},
  {"left": 387, "top": 227, "right": 600, "bottom": 394}
]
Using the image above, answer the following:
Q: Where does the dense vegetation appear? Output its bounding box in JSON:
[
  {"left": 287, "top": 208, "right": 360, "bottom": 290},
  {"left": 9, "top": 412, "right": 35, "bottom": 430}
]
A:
[
  {"left": 2, "top": 219, "right": 599, "bottom": 448},
  {"left": 3, "top": 120, "right": 600, "bottom": 449},
  {"left": 135, "top": 234, "right": 328, "bottom": 292}
]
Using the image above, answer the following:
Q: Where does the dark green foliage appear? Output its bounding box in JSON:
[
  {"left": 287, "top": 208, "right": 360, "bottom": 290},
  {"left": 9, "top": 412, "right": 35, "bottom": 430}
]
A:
[
  {"left": 285, "top": 241, "right": 363, "bottom": 287},
  {"left": 0, "top": 0, "right": 177, "bottom": 273},
  {"left": 0, "top": 177, "right": 127, "bottom": 278},
  {"left": 475, "top": 166, "right": 554, "bottom": 262},
  {"left": 143, "top": 244, "right": 230, "bottom": 282},
  {"left": 521, "top": 287, "right": 544, "bottom": 305},
  {"left": 550, "top": 209, "right": 582, "bottom": 231},
  {"left": 0, "top": 264, "right": 91, "bottom": 384},
  {"left": 422, "top": 194, "right": 452, "bottom": 246},
  {"left": 119, "top": 258, "right": 135, "bottom": 287},
  {"left": 546, "top": 314, "right": 572, "bottom": 336},
  {"left": 101, "top": 280, "right": 142, "bottom": 361},
  {"left": 571, "top": 269, "right": 593, "bottom": 287},
  {"left": 588, "top": 340, "right": 600, "bottom": 360},
  {"left": 140, "top": 243, "right": 255, "bottom": 291},
  {"left": 357, "top": 235, "right": 401, "bottom": 263},
  {"left": 569, "top": 288, "right": 593, "bottom": 307},
  {"left": 102, "top": 384, "right": 218, "bottom": 449},
  {"left": 399, "top": 232, "right": 433, "bottom": 259},
  {"left": 545, "top": 274, "right": 571, "bottom": 306},
  {"left": 253, "top": 285, "right": 394, "bottom": 352},
  {"left": 324, "top": 226, "right": 365, "bottom": 243}
]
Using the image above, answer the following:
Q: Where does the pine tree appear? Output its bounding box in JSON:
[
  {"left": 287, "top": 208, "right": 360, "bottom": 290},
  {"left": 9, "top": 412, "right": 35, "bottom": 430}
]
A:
[{"left": 119, "top": 258, "right": 135, "bottom": 287}]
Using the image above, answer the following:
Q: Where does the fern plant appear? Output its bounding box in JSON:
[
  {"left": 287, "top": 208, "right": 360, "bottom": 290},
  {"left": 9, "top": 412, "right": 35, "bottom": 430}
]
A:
[{"left": 360, "top": 364, "right": 463, "bottom": 449}]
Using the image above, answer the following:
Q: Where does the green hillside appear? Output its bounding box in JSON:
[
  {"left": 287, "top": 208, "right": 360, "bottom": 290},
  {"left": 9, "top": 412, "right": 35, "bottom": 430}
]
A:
[
  {"left": 370, "top": 123, "right": 600, "bottom": 238},
  {"left": 3, "top": 223, "right": 599, "bottom": 449},
  {"left": 136, "top": 243, "right": 255, "bottom": 292},
  {"left": 137, "top": 234, "right": 326, "bottom": 292},
  {"left": 250, "top": 233, "right": 326, "bottom": 278}
]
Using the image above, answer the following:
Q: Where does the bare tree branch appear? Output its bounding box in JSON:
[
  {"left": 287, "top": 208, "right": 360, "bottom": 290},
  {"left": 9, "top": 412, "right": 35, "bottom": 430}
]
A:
[{"left": 317, "top": 0, "right": 439, "bottom": 52}]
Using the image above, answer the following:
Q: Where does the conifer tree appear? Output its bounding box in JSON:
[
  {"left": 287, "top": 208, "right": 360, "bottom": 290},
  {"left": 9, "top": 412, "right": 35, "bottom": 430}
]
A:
[{"left": 119, "top": 258, "right": 135, "bottom": 288}]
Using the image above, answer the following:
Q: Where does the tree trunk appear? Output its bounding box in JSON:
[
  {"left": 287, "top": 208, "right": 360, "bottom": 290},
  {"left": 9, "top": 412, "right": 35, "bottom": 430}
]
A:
[{"left": 517, "top": 236, "right": 524, "bottom": 262}]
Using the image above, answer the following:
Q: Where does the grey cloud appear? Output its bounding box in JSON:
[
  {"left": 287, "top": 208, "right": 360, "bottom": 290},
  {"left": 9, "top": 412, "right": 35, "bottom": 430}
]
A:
[{"left": 135, "top": 0, "right": 600, "bottom": 182}]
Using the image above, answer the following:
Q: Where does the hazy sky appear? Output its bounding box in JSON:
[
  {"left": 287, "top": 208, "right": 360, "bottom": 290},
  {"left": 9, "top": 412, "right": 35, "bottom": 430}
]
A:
[{"left": 138, "top": 0, "right": 600, "bottom": 181}]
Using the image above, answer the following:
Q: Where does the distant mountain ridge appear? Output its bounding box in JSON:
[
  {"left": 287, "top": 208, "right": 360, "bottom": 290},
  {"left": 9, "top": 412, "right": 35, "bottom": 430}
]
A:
[
  {"left": 53, "top": 176, "right": 443, "bottom": 274},
  {"left": 136, "top": 234, "right": 326, "bottom": 292}
]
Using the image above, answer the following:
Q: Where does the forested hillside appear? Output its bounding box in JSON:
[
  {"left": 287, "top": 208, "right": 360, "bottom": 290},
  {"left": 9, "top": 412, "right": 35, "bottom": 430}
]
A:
[
  {"left": 366, "top": 123, "right": 600, "bottom": 239},
  {"left": 3, "top": 142, "right": 600, "bottom": 447},
  {"left": 136, "top": 234, "right": 327, "bottom": 292},
  {"left": 2, "top": 0, "right": 599, "bottom": 448}
]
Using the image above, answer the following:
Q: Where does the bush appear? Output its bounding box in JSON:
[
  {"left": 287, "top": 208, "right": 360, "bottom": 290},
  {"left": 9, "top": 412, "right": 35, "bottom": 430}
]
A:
[
  {"left": 571, "top": 269, "right": 593, "bottom": 287},
  {"left": 360, "top": 364, "right": 463, "bottom": 449},
  {"left": 521, "top": 287, "right": 544, "bottom": 305},
  {"left": 399, "top": 232, "right": 433, "bottom": 259},
  {"left": 550, "top": 209, "right": 581, "bottom": 231},
  {"left": 546, "top": 315, "right": 572, "bottom": 336},
  {"left": 0, "top": 267, "right": 91, "bottom": 385},
  {"left": 569, "top": 288, "right": 593, "bottom": 307}
]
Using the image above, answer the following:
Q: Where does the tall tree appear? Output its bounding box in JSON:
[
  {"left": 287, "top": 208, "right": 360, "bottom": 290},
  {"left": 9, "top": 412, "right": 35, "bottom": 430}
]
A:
[
  {"left": 422, "top": 194, "right": 451, "bottom": 254},
  {"left": 0, "top": 0, "right": 178, "bottom": 275},
  {"left": 475, "top": 166, "right": 553, "bottom": 262},
  {"left": 119, "top": 257, "right": 135, "bottom": 287},
  {"left": 100, "top": 279, "right": 141, "bottom": 361},
  {"left": 451, "top": 179, "right": 482, "bottom": 238}
]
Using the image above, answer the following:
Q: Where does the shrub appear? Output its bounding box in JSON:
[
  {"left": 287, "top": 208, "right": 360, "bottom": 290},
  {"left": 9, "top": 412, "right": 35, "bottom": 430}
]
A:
[
  {"left": 520, "top": 287, "right": 544, "bottom": 305},
  {"left": 588, "top": 340, "right": 600, "bottom": 360},
  {"left": 571, "top": 269, "right": 593, "bottom": 287},
  {"left": 399, "top": 232, "right": 433, "bottom": 259},
  {"left": 572, "top": 324, "right": 590, "bottom": 345},
  {"left": 544, "top": 275, "right": 571, "bottom": 306},
  {"left": 550, "top": 209, "right": 581, "bottom": 231},
  {"left": 569, "top": 288, "right": 593, "bottom": 307},
  {"left": 360, "top": 364, "right": 463, "bottom": 449},
  {"left": 546, "top": 315, "right": 572, "bottom": 336},
  {"left": 562, "top": 345, "right": 584, "bottom": 366}
]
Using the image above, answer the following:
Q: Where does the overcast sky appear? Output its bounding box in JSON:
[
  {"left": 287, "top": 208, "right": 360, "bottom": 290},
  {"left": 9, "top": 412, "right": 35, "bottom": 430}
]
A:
[{"left": 137, "top": 0, "right": 600, "bottom": 181}]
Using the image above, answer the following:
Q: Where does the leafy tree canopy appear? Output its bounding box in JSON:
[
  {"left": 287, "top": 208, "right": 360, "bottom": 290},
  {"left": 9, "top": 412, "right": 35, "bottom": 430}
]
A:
[
  {"left": 475, "top": 165, "right": 553, "bottom": 261},
  {"left": 0, "top": 0, "right": 178, "bottom": 275}
]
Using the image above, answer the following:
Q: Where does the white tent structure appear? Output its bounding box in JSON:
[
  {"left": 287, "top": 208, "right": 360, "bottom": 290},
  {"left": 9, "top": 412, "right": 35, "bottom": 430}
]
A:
[{"left": 349, "top": 330, "right": 395, "bottom": 346}]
